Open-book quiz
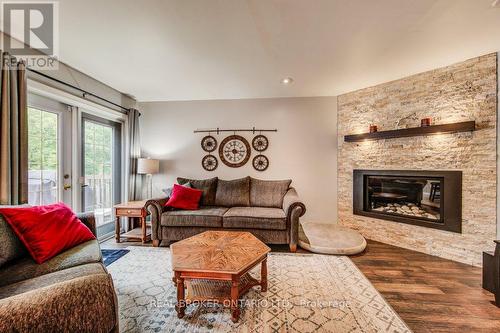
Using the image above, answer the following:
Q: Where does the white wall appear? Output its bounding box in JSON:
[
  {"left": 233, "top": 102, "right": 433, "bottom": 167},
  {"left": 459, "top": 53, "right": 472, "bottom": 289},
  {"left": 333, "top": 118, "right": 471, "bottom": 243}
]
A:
[
  {"left": 1, "top": 31, "right": 136, "bottom": 111},
  {"left": 139, "top": 96, "right": 337, "bottom": 223}
]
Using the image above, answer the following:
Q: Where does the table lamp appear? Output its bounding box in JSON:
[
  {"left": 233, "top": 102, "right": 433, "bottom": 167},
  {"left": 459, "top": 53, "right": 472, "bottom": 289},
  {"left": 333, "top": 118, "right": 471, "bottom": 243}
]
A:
[{"left": 137, "top": 157, "right": 159, "bottom": 199}]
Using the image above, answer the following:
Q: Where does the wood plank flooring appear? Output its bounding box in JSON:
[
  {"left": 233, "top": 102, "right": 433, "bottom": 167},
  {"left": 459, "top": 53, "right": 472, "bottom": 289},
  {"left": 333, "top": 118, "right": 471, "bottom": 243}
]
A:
[
  {"left": 103, "top": 238, "right": 500, "bottom": 332},
  {"left": 351, "top": 240, "right": 500, "bottom": 332}
]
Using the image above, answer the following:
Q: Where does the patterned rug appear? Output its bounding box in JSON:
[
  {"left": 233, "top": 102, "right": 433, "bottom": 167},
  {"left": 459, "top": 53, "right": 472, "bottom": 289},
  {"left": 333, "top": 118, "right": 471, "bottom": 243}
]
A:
[
  {"left": 107, "top": 247, "right": 411, "bottom": 333},
  {"left": 101, "top": 249, "right": 130, "bottom": 266}
]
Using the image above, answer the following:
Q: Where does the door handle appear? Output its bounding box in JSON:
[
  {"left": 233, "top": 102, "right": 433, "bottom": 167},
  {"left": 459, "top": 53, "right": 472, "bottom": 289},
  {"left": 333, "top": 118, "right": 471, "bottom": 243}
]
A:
[
  {"left": 81, "top": 184, "right": 89, "bottom": 188},
  {"left": 63, "top": 184, "right": 72, "bottom": 190}
]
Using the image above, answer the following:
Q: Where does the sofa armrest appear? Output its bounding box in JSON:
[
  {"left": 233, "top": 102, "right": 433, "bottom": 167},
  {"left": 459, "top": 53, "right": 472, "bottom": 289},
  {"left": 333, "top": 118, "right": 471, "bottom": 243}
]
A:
[
  {"left": 283, "top": 188, "right": 306, "bottom": 218},
  {"left": 0, "top": 273, "right": 118, "bottom": 332},
  {"left": 282, "top": 188, "right": 306, "bottom": 252},
  {"left": 145, "top": 197, "right": 169, "bottom": 243},
  {"left": 77, "top": 212, "right": 96, "bottom": 237}
]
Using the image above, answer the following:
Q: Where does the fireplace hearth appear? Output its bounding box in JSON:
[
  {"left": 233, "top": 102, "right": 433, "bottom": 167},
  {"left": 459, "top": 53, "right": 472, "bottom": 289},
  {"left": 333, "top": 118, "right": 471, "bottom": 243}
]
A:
[{"left": 353, "top": 170, "right": 462, "bottom": 233}]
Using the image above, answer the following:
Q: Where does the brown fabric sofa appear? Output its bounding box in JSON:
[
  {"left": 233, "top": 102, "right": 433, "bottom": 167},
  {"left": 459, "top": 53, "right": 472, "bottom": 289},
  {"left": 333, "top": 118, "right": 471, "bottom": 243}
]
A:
[
  {"left": 145, "top": 176, "right": 306, "bottom": 252},
  {"left": 0, "top": 212, "right": 119, "bottom": 333}
]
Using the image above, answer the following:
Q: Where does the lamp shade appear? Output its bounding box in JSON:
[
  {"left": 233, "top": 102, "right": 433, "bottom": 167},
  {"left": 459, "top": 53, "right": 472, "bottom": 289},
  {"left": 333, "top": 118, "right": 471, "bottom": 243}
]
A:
[{"left": 137, "top": 158, "right": 159, "bottom": 174}]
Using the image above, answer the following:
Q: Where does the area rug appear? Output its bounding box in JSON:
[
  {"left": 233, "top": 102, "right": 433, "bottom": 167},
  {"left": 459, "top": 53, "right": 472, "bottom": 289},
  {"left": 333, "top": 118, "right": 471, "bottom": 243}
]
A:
[
  {"left": 101, "top": 249, "right": 130, "bottom": 266},
  {"left": 107, "top": 247, "right": 411, "bottom": 333}
]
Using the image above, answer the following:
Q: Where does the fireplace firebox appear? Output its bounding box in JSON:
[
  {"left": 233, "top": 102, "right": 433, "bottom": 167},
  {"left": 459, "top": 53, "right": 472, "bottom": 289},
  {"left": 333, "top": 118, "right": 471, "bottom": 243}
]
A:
[{"left": 353, "top": 170, "right": 462, "bottom": 233}]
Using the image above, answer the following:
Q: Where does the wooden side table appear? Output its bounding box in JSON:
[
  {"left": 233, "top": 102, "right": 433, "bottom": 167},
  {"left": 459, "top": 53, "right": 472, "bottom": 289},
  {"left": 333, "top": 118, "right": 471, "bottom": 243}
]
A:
[{"left": 114, "top": 200, "right": 151, "bottom": 243}]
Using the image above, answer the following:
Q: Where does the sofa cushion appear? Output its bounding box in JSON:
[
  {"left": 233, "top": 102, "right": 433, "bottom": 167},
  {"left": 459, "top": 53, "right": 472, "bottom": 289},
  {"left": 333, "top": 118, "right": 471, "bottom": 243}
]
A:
[
  {"left": 178, "top": 177, "right": 218, "bottom": 206},
  {"left": 0, "top": 262, "right": 106, "bottom": 299},
  {"left": 0, "top": 272, "right": 116, "bottom": 333},
  {"left": 0, "top": 215, "right": 27, "bottom": 268},
  {"left": 162, "top": 182, "right": 192, "bottom": 197},
  {"left": 223, "top": 207, "right": 286, "bottom": 230},
  {"left": 161, "top": 207, "right": 228, "bottom": 228},
  {"left": 250, "top": 178, "right": 292, "bottom": 208},
  {"left": 165, "top": 184, "right": 203, "bottom": 210},
  {"left": 0, "top": 203, "right": 96, "bottom": 264},
  {"left": 215, "top": 177, "right": 250, "bottom": 207},
  {"left": 0, "top": 239, "right": 102, "bottom": 287}
]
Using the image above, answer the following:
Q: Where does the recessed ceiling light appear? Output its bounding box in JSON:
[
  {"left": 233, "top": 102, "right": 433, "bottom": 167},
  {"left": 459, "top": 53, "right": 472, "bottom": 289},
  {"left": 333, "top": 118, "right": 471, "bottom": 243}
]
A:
[{"left": 281, "top": 77, "right": 294, "bottom": 85}]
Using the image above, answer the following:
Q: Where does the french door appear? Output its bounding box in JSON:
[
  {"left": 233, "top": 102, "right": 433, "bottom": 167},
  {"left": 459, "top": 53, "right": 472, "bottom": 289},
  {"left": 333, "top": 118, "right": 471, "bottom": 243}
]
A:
[
  {"left": 81, "top": 113, "right": 121, "bottom": 238},
  {"left": 28, "top": 93, "right": 123, "bottom": 239},
  {"left": 27, "top": 95, "right": 72, "bottom": 206}
]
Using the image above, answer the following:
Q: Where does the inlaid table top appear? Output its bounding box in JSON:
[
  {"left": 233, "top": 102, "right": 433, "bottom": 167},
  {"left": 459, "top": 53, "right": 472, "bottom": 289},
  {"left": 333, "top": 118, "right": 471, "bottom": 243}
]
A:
[{"left": 171, "top": 231, "right": 270, "bottom": 274}]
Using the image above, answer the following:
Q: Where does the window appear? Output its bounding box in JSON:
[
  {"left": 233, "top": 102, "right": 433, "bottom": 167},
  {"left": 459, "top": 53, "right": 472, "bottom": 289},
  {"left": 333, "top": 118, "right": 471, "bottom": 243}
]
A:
[{"left": 27, "top": 107, "right": 59, "bottom": 205}]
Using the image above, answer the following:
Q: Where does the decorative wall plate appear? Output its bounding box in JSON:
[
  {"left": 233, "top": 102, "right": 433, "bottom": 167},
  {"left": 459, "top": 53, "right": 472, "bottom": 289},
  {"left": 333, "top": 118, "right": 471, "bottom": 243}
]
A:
[
  {"left": 202, "top": 155, "right": 218, "bottom": 171},
  {"left": 219, "top": 135, "right": 251, "bottom": 168},
  {"left": 252, "top": 135, "right": 269, "bottom": 152},
  {"left": 253, "top": 154, "right": 269, "bottom": 171},
  {"left": 201, "top": 135, "right": 217, "bottom": 152}
]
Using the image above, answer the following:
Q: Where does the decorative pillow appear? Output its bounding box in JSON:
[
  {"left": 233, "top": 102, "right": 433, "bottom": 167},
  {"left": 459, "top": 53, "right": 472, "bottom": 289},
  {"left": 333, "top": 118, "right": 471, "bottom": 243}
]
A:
[
  {"left": 0, "top": 203, "right": 96, "bottom": 264},
  {"left": 0, "top": 214, "right": 27, "bottom": 267},
  {"left": 250, "top": 178, "right": 292, "bottom": 208},
  {"left": 215, "top": 177, "right": 250, "bottom": 207},
  {"left": 177, "top": 177, "right": 218, "bottom": 206},
  {"left": 165, "top": 184, "right": 203, "bottom": 210},
  {"left": 162, "top": 182, "right": 192, "bottom": 197}
]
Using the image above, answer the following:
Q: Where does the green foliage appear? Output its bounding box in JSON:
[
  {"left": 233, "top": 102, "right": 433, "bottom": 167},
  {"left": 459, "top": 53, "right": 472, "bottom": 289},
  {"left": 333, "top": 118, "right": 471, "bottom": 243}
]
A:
[
  {"left": 28, "top": 109, "right": 113, "bottom": 177},
  {"left": 28, "top": 108, "right": 58, "bottom": 171},
  {"left": 84, "top": 121, "right": 113, "bottom": 177}
]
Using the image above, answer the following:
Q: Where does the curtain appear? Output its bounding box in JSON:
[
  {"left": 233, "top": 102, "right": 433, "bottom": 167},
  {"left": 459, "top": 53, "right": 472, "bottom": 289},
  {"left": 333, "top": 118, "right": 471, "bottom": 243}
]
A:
[
  {"left": 128, "top": 108, "right": 142, "bottom": 201},
  {"left": 0, "top": 53, "right": 28, "bottom": 205}
]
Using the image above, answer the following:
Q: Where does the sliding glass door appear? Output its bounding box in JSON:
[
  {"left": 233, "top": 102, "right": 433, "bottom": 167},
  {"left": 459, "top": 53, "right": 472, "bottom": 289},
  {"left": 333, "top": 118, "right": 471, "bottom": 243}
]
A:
[{"left": 82, "top": 114, "right": 121, "bottom": 238}]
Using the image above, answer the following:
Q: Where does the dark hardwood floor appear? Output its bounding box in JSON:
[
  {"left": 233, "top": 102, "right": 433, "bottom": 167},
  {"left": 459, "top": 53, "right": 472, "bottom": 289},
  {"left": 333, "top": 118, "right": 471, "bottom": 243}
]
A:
[
  {"left": 351, "top": 240, "right": 500, "bottom": 332},
  {"left": 102, "top": 238, "right": 500, "bottom": 332}
]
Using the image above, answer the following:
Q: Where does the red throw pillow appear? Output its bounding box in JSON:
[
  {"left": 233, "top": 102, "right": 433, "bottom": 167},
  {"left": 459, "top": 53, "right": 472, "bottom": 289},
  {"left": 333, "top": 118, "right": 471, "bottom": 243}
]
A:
[
  {"left": 165, "top": 184, "right": 203, "bottom": 210},
  {"left": 0, "top": 203, "right": 95, "bottom": 264}
]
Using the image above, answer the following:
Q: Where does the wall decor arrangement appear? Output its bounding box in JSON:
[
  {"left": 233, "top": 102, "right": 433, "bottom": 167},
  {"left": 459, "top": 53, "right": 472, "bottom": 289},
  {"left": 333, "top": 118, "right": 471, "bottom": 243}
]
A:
[
  {"left": 201, "top": 155, "right": 218, "bottom": 171},
  {"left": 219, "top": 135, "right": 251, "bottom": 168},
  {"left": 253, "top": 155, "right": 269, "bottom": 171},
  {"left": 201, "top": 135, "right": 217, "bottom": 152},
  {"left": 194, "top": 128, "right": 276, "bottom": 171},
  {"left": 252, "top": 135, "right": 269, "bottom": 151}
]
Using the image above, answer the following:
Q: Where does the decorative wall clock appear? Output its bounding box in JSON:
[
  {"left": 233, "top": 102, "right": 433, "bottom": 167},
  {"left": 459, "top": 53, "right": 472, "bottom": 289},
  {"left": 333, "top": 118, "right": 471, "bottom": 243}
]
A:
[
  {"left": 219, "top": 135, "right": 251, "bottom": 168},
  {"left": 253, "top": 154, "right": 269, "bottom": 171},
  {"left": 202, "top": 155, "right": 218, "bottom": 171},
  {"left": 201, "top": 135, "right": 217, "bottom": 152},
  {"left": 252, "top": 135, "right": 269, "bottom": 152}
]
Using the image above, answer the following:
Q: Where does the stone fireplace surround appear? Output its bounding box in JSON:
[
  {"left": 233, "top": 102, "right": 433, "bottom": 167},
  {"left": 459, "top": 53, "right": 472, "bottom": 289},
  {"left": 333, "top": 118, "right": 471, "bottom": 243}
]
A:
[{"left": 338, "top": 53, "right": 497, "bottom": 266}]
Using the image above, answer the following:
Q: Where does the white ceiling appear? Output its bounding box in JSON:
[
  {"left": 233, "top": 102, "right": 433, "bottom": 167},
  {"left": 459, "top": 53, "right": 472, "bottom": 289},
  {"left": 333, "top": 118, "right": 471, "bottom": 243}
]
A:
[{"left": 57, "top": 0, "right": 500, "bottom": 102}]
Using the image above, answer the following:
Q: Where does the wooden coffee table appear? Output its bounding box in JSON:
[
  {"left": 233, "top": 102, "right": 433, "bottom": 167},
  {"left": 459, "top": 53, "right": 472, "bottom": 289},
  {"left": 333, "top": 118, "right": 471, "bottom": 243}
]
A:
[{"left": 171, "top": 231, "right": 270, "bottom": 322}]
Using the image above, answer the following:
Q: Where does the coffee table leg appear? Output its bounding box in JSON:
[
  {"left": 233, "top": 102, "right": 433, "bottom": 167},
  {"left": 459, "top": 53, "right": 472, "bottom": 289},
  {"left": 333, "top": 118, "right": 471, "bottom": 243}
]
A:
[
  {"left": 231, "top": 279, "right": 240, "bottom": 323},
  {"left": 261, "top": 257, "right": 268, "bottom": 292},
  {"left": 175, "top": 274, "right": 185, "bottom": 318}
]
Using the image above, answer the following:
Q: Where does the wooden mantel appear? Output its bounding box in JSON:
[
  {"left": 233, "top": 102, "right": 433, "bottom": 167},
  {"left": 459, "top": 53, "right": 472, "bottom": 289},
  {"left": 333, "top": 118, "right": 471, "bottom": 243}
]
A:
[{"left": 344, "top": 121, "right": 475, "bottom": 142}]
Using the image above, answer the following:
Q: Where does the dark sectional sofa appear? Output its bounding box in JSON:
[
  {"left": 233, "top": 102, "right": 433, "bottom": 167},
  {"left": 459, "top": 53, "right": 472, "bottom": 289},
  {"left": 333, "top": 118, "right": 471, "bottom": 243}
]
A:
[
  {"left": 0, "top": 212, "right": 118, "bottom": 332},
  {"left": 146, "top": 176, "right": 306, "bottom": 252}
]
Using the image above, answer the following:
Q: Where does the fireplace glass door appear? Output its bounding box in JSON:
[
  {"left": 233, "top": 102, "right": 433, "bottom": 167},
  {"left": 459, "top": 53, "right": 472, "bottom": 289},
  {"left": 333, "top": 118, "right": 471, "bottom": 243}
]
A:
[{"left": 365, "top": 176, "right": 443, "bottom": 223}]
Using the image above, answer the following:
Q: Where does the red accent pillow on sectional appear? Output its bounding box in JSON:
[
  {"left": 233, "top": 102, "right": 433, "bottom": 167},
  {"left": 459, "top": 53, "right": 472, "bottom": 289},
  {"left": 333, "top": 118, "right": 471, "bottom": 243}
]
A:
[
  {"left": 165, "top": 184, "right": 203, "bottom": 210},
  {"left": 0, "top": 203, "right": 95, "bottom": 264}
]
